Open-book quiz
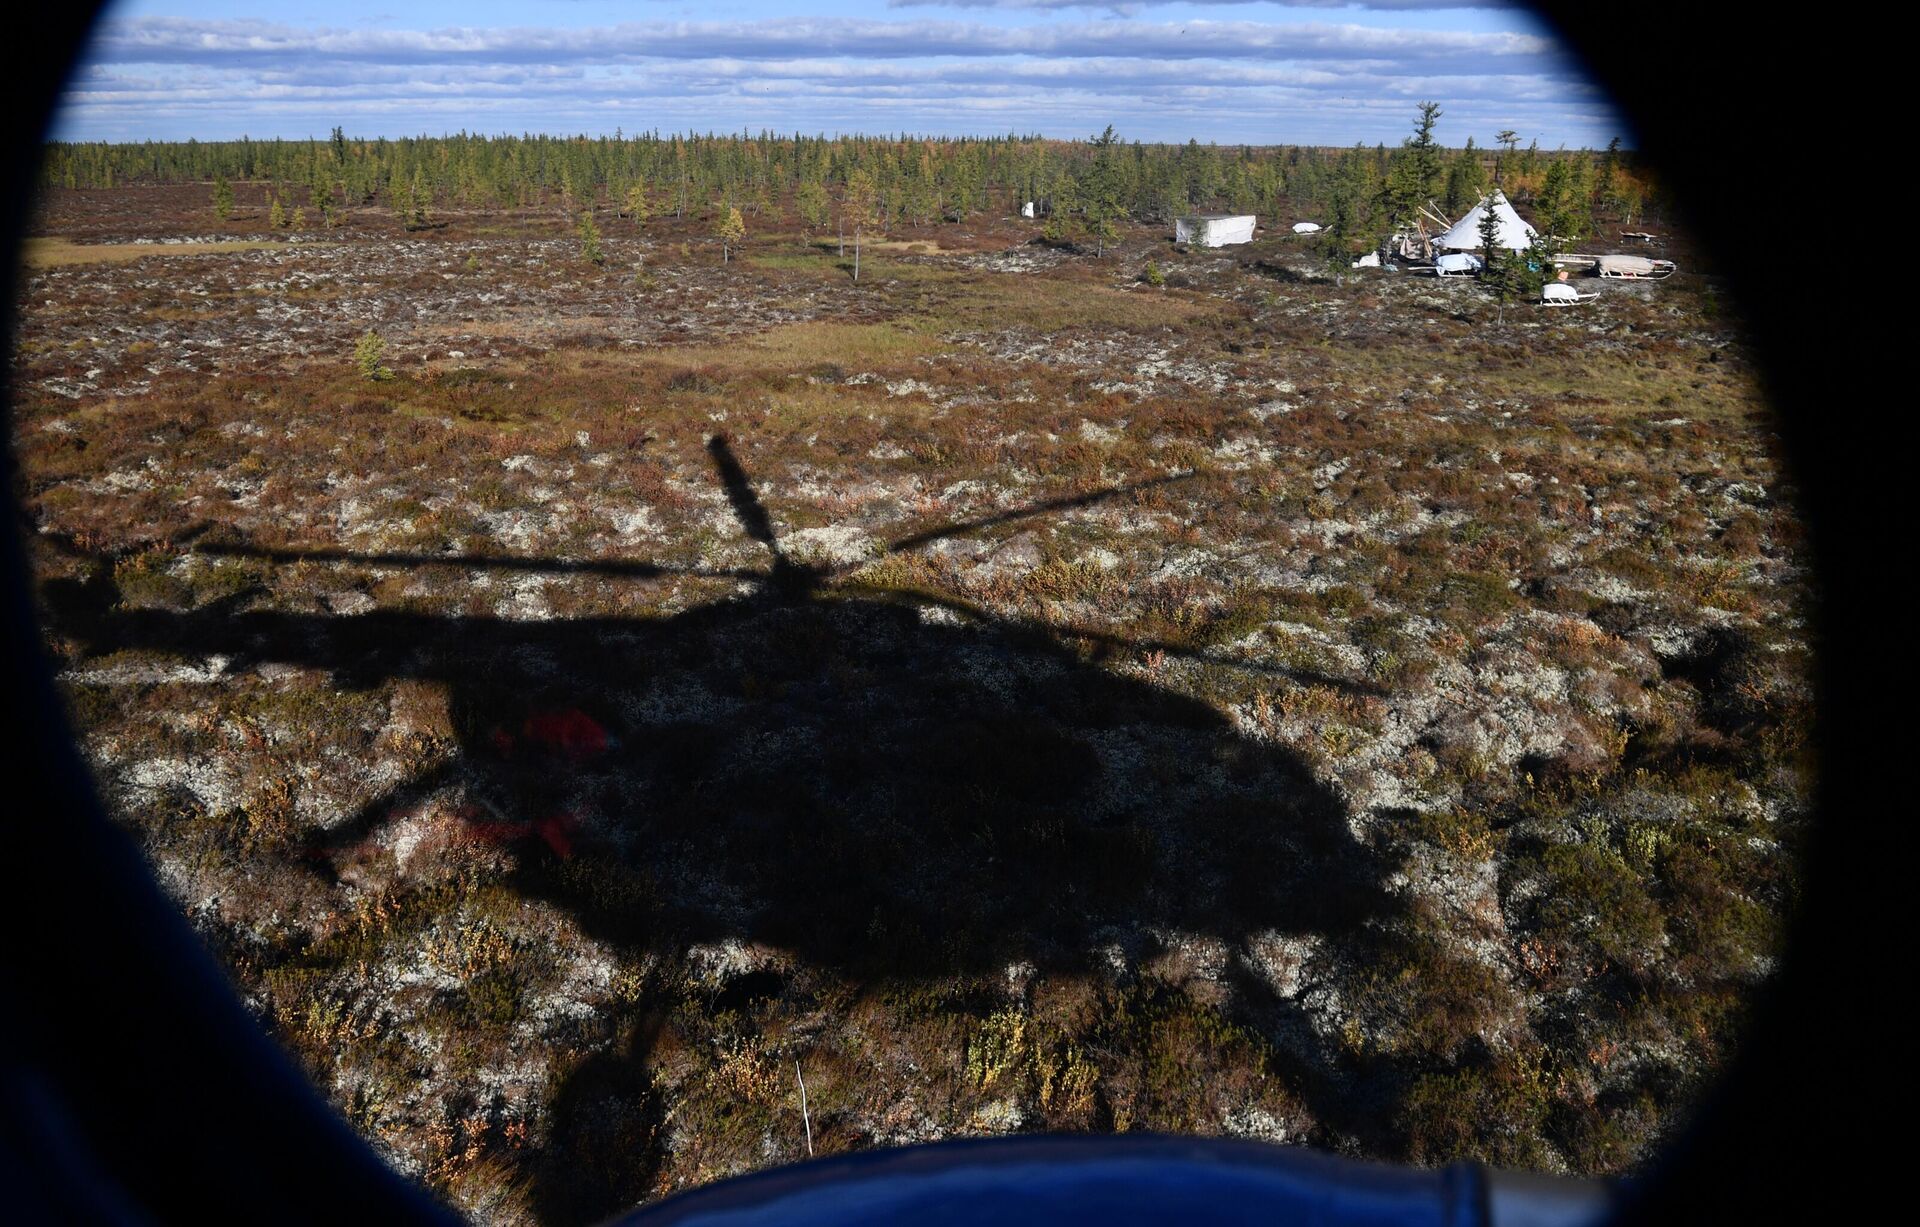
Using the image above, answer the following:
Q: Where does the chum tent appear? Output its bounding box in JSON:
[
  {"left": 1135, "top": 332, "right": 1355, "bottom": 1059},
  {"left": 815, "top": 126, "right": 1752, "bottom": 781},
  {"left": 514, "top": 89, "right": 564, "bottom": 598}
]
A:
[{"left": 1435, "top": 191, "right": 1538, "bottom": 252}]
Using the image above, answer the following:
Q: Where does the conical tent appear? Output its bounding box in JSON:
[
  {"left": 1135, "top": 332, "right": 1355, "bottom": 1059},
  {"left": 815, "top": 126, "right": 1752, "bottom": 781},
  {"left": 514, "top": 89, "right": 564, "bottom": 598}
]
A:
[{"left": 1435, "top": 190, "right": 1537, "bottom": 252}]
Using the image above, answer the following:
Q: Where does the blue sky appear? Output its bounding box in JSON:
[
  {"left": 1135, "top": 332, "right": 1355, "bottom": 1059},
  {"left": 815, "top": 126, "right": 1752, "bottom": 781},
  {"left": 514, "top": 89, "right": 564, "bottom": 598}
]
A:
[{"left": 54, "top": 1, "right": 1627, "bottom": 147}]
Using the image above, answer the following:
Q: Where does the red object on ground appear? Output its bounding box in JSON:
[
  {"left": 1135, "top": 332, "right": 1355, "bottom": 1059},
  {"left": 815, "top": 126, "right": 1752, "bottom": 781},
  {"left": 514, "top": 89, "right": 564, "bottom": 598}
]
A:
[
  {"left": 522, "top": 708, "right": 610, "bottom": 762},
  {"left": 534, "top": 812, "right": 578, "bottom": 858},
  {"left": 461, "top": 805, "right": 579, "bottom": 859}
]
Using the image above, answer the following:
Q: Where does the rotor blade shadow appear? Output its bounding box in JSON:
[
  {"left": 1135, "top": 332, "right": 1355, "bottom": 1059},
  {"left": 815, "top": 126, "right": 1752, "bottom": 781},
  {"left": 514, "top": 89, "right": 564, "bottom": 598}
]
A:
[
  {"left": 300, "top": 759, "right": 462, "bottom": 882},
  {"left": 707, "top": 434, "right": 781, "bottom": 556},
  {"left": 856, "top": 582, "right": 1386, "bottom": 698},
  {"left": 873, "top": 471, "right": 1202, "bottom": 561},
  {"left": 191, "top": 541, "right": 758, "bottom": 583},
  {"left": 708, "top": 433, "right": 818, "bottom": 593}
]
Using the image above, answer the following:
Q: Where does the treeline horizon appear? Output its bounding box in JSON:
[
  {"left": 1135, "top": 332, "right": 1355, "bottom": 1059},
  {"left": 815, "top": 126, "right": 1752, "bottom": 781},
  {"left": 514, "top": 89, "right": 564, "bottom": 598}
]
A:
[{"left": 38, "top": 110, "right": 1663, "bottom": 249}]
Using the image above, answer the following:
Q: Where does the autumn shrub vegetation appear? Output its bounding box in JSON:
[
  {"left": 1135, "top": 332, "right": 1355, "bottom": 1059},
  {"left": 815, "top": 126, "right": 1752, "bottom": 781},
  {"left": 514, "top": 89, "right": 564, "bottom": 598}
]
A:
[{"left": 13, "top": 116, "right": 1785, "bottom": 1222}]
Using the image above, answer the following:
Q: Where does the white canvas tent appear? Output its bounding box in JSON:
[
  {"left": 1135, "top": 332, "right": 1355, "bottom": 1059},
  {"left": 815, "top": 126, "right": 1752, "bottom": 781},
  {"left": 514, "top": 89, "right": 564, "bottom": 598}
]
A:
[
  {"left": 1435, "top": 191, "right": 1537, "bottom": 252},
  {"left": 1176, "top": 214, "right": 1256, "bottom": 247}
]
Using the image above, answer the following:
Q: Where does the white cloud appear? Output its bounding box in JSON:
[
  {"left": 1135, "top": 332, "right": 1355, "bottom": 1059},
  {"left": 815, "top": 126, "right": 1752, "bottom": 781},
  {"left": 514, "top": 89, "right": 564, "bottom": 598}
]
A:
[
  {"left": 91, "top": 15, "right": 1557, "bottom": 65},
  {"left": 58, "top": 11, "right": 1615, "bottom": 145},
  {"left": 888, "top": 1, "right": 1514, "bottom": 10}
]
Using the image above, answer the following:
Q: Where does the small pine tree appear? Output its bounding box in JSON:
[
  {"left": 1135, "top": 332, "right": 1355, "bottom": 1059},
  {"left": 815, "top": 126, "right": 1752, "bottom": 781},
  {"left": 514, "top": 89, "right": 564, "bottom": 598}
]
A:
[
  {"left": 1044, "top": 179, "right": 1077, "bottom": 245},
  {"left": 408, "top": 169, "right": 431, "bottom": 230},
  {"left": 1476, "top": 192, "right": 1502, "bottom": 266},
  {"left": 1475, "top": 192, "right": 1518, "bottom": 298},
  {"left": 390, "top": 174, "right": 414, "bottom": 229},
  {"left": 213, "top": 175, "right": 234, "bottom": 221},
  {"left": 1443, "top": 140, "right": 1487, "bottom": 218},
  {"left": 354, "top": 330, "right": 392, "bottom": 381},
  {"left": 1494, "top": 130, "right": 1519, "bottom": 186},
  {"left": 311, "top": 176, "right": 335, "bottom": 227},
  {"left": 577, "top": 212, "right": 605, "bottom": 265},
  {"left": 715, "top": 204, "right": 746, "bottom": 264},
  {"left": 269, "top": 195, "right": 287, "bottom": 229},
  {"left": 1080, "top": 124, "right": 1127, "bottom": 257},
  {"left": 1475, "top": 192, "right": 1550, "bottom": 301},
  {"left": 1597, "top": 136, "right": 1621, "bottom": 218},
  {"left": 1142, "top": 259, "right": 1165, "bottom": 287},
  {"left": 291, "top": 206, "right": 306, "bottom": 230},
  {"left": 1387, "top": 102, "right": 1444, "bottom": 229}
]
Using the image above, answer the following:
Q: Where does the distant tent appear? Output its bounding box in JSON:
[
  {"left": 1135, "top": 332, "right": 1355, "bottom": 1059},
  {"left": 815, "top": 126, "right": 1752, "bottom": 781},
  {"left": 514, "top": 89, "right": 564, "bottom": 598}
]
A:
[
  {"left": 1292, "top": 221, "right": 1321, "bottom": 234},
  {"left": 1435, "top": 190, "right": 1537, "bottom": 252},
  {"left": 1175, "top": 214, "right": 1256, "bottom": 247},
  {"left": 1020, "top": 201, "right": 1036, "bottom": 219}
]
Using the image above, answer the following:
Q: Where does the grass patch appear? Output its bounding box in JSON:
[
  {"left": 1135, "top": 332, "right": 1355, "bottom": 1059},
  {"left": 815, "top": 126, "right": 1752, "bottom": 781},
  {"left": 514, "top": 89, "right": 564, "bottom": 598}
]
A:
[
  {"left": 20, "top": 237, "right": 304, "bottom": 267},
  {"left": 641, "top": 319, "right": 942, "bottom": 375}
]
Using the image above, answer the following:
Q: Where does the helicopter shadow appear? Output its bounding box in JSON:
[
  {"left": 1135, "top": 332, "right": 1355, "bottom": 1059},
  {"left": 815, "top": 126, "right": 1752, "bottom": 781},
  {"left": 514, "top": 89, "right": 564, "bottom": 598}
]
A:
[{"left": 37, "top": 438, "right": 1409, "bottom": 1222}]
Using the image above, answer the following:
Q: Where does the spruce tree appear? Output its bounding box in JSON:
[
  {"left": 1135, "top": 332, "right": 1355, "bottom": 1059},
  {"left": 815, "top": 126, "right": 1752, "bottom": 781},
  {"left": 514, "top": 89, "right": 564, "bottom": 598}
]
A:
[
  {"left": 310, "top": 175, "right": 335, "bottom": 227},
  {"left": 213, "top": 175, "right": 234, "bottom": 221},
  {"left": 1443, "top": 139, "right": 1486, "bottom": 217},
  {"left": 354, "top": 330, "right": 391, "bottom": 381},
  {"left": 390, "top": 174, "right": 414, "bottom": 229},
  {"left": 409, "top": 169, "right": 431, "bottom": 230},
  {"left": 1080, "top": 125, "right": 1126, "bottom": 257},
  {"left": 1597, "top": 137, "right": 1621, "bottom": 219},
  {"left": 577, "top": 212, "right": 605, "bottom": 265},
  {"left": 1044, "top": 178, "right": 1077, "bottom": 245},
  {"left": 796, "top": 178, "right": 828, "bottom": 230},
  {"left": 1387, "top": 102, "right": 1444, "bottom": 228},
  {"left": 1477, "top": 192, "right": 1508, "bottom": 297},
  {"left": 1494, "top": 130, "right": 1519, "bottom": 186}
]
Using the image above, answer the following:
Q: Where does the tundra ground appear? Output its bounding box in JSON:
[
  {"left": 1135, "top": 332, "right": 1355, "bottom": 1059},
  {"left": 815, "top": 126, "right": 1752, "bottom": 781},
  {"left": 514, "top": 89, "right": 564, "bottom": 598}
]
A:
[{"left": 12, "top": 185, "right": 1809, "bottom": 1224}]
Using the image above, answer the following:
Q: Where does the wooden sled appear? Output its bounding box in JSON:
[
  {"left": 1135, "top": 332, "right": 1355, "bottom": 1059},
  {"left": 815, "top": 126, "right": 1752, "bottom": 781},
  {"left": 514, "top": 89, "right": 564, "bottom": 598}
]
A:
[{"left": 1596, "top": 255, "right": 1676, "bottom": 280}]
